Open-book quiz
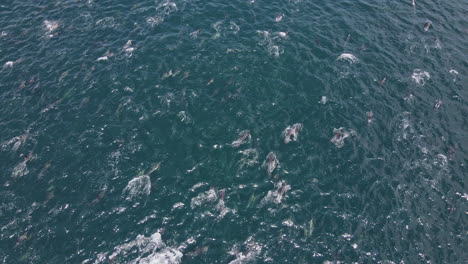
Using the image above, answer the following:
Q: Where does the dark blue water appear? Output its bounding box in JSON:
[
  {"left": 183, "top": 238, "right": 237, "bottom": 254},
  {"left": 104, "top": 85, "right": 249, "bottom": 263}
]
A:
[{"left": 1, "top": 0, "right": 467, "bottom": 263}]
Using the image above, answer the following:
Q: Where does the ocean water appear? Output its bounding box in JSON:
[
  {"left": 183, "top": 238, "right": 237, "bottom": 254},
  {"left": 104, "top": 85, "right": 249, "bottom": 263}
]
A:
[{"left": 0, "top": 0, "right": 467, "bottom": 263}]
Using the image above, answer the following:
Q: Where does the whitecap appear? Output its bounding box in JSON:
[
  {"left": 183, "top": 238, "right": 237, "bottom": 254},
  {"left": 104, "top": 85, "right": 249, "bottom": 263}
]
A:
[{"left": 337, "top": 53, "right": 359, "bottom": 63}]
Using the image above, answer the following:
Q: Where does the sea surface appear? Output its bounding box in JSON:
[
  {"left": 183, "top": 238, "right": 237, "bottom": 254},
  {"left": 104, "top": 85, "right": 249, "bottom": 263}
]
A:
[{"left": 0, "top": 0, "right": 467, "bottom": 263}]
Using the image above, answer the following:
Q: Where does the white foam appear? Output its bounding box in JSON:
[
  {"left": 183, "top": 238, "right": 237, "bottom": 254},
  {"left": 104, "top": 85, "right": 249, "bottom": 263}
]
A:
[
  {"left": 282, "top": 219, "right": 294, "bottom": 227},
  {"left": 449, "top": 69, "right": 459, "bottom": 81},
  {"left": 123, "top": 175, "right": 151, "bottom": 201},
  {"left": 256, "top": 30, "right": 284, "bottom": 56},
  {"left": 237, "top": 148, "right": 259, "bottom": 168},
  {"left": 123, "top": 40, "right": 135, "bottom": 56},
  {"left": 342, "top": 233, "right": 352, "bottom": 240},
  {"left": 275, "top": 14, "right": 283, "bottom": 22},
  {"left": 259, "top": 180, "right": 290, "bottom": 207},
  {"left": 138, "top": 247, "right": 183, "bottom": 264},
  {"left": 172, "top": 202, "right": 184, "bottom": 209},
  {"left": 330, "top": 127, "right": 355, "bottom": 148},
  {"left": 337, "top": 53, "right": 359, "bottom": 63},
  {"left": 189, "top": 182, "right": 207, "bottom": 191},
  {"left": 319, "top": 96, "right": 328, "bottom": 104},
  {"left": 449, "top": 69, "right": 459, "bottom": 75},
  {"left": 411, "top": 69, "right": 430, "bottom": 85},
  {"left": 283, "top": 123, "right": 302, "bottom": 144},
  {"left": 231, "top": 130, "right": 251, "bottom": 148},
  {"left": 228, "top": 237, "right": 263, "bottom": 264},
  {"left": 11, "top": 162, "right": 28, "bottom": 178},
  {"left": 190, "top": 188, "right": 218, "bottom": 209},
  {"left": 177, "top": 111, "right": 191, "bottom": 123},
  {"left": 44, "top": 20, "right": 59, "bottom": 33},
  {"left": 146, "top": 16, "right": 164, "bottom": 27},
  {"left": 3, "top": 61, "right": 14, "bottom": 68},
  {"left": 98, "top": 232, "right": 183, "bottom": 264}
]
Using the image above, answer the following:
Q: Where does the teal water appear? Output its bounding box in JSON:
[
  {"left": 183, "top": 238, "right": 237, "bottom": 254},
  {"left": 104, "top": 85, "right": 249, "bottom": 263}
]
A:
[{"left": 1, "top": 0, "right": 467, "bottom": 263}]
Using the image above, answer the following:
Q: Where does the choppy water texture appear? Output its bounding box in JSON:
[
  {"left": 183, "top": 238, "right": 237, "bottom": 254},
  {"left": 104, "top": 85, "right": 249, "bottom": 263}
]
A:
[{"left": 1, "top": 0, "right": 467, "bottom": 263}]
